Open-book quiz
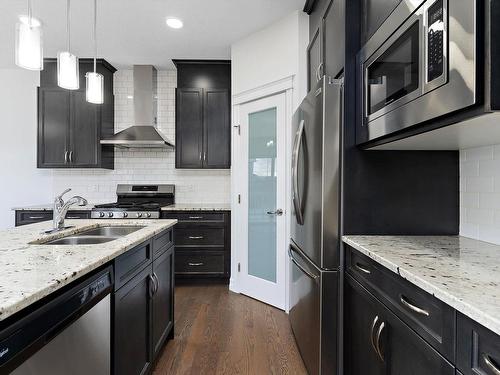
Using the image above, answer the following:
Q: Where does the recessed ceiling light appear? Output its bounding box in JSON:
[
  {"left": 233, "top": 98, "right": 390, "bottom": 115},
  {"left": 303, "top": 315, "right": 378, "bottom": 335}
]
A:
[{"left": 166, "top": 18, "right": 183, "bottom": 29}]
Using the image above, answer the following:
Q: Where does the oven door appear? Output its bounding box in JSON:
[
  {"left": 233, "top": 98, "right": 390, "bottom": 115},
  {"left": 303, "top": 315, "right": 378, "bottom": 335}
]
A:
[{"left": 363, "top": 9, "right": 424, "bottom": 124}]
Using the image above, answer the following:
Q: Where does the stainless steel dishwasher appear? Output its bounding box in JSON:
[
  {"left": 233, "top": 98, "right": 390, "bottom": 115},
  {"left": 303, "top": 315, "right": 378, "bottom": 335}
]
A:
[{"left": 0, "top": 266, "right": 112, "bottom": 375}]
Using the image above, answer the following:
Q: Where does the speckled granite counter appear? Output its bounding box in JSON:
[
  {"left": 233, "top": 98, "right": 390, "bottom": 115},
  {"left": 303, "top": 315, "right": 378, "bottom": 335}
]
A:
[
  {"left": 12, "top": 204, "right": 95, "bottom": 211},
  {"left": 161, "top": 203, "right": 231, "bottom": 211},
  {"left": 0, "top": 219, "right": 176, "bottom": 321},
  {"left": 343, "top": 235, "right": 500, "bottom": 336}
]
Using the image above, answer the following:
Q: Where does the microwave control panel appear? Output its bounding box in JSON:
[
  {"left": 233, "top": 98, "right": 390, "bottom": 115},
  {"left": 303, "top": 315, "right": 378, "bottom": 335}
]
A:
[{"left": 427, "top": 0, "right": 444, "bottom": 82}]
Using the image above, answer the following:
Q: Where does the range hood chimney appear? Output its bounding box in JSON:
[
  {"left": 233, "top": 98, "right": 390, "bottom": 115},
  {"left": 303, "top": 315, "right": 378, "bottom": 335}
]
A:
[{"left": 100, "top": 65, "right": 175, "bottom": 148}]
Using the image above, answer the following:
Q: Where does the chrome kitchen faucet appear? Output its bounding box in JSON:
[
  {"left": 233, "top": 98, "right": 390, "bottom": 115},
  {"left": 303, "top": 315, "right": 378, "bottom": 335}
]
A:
[{"left": 47, "top": 189, "right": 88, "bottom": 233}]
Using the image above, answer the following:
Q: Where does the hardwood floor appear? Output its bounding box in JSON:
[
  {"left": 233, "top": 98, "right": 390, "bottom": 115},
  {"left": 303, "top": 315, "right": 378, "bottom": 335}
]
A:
[{"left": 153, "top": 284, "right": 307, "bottom": 375}]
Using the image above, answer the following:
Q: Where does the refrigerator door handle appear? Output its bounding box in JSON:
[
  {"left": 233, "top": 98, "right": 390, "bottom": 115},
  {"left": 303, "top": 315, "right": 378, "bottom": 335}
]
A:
[
  {"left": 292, "top": 119, "right": 305, "bottom": 225},
  {"left": 289, "top": 245, "right": 319, "bottom": 281}
]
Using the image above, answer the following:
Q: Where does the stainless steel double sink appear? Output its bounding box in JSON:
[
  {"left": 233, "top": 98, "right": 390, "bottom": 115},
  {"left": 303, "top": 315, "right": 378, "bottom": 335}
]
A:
[{"left": 39, "top": 226, "right": 145, "bottom": 245}]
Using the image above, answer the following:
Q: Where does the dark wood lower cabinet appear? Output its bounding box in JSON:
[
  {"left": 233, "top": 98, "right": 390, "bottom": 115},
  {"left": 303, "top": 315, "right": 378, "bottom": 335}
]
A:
[
  {"left": 161, "top": 210, "right": 230, "bottom": 281},
  {"left": 152, "top": 246, "right": 174, "bottom": 358},
  {"left": 114, "top": 266, "right": 153, "bottom": 375},
  {"left": 113, "top": 230, "right": 175, "bottom": 375},
  {"left": 15, "top": 210, "right": 90, "bottom": 226},
  {"left": 345, "top": 275, "right": 455, "bottom": 375}
]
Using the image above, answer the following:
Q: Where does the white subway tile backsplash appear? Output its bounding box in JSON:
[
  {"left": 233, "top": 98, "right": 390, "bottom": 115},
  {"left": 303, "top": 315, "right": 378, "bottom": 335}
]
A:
[
  {"left": 52, "top": 70, "right": 231, "bottom": 204},
  {"left": 460, "top": 147, "right": 500, "bottom": 245}
]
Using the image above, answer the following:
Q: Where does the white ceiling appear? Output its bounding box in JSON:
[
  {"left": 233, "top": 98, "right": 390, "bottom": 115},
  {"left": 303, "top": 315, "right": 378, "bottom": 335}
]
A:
[{"left": 0, "top": 0, "right": 304, "bottom": 70}]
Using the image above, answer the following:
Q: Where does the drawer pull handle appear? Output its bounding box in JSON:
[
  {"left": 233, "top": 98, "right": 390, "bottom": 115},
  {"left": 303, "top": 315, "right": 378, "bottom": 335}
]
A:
[
  {"left": 375, "top": 321, "right": 385, "bottom": 362},
  {"left": 188, "top": 236, "right": 204, "bottom": 240},
  {"left": 188, "top": 262, "right": 204, "bottom": 266},
  {"left": 484, "top": 354, "right": 500, "bottom": 375},
  {"left": 400, "top": 295, "right": 430, "bottom": 316},
  {"left": 28, "top": 216, "right": 45, "bottom": 220},
  {"left": 355, "top": 263, "right": 371, "bottom": 274},
  {"left": 66, "top": 216, "right": 80, "bottom": 219},
  {"left": 189, "top": 216, "right": 203, "bottom": 219}
]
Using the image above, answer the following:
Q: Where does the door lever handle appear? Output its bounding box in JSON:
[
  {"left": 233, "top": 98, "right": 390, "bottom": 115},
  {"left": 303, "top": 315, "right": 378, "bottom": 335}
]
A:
[{"left": 266, "top": 209, "right": 283, "bottom": 216}]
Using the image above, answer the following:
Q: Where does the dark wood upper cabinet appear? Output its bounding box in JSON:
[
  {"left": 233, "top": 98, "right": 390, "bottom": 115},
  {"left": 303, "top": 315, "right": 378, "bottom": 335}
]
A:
[
  {"left": 37, "top": 58, "right": 116, "bottom": 169},
  {"left": 306, "top": 0, "right": 345, "bottom": 91},
  {"left": 204, "top": 89, "right": 230, "bottom": 168},
  {"left": 307, "top": 27, "right": 323, "bottom": 92},
  {"left": 173, "top": 60, "right": 231, "bottom": 169},
  {"left": 176, "top": 88, "right": 204, "bottom": 168},
  {"left": 38, "top": 88, "right": 70, "bottom": 167},
  {"left": 323, "top": 0, "right": 345, "bottom": 78}
]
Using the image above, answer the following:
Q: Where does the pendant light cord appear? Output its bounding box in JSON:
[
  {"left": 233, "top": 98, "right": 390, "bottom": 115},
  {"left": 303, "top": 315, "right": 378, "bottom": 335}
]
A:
[
  {"left": 93, "top": 0, "right": 97, "bottom": 72},
  {"left": 27, "top": 0, "right": 32, "bottom": 27},
  {"left": 66, "top": 0, "right": 71, "bottom": 52}
]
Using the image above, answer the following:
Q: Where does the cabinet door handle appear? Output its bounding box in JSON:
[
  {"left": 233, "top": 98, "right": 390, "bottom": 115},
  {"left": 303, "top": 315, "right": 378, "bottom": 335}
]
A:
[
  {"left": 400, "top": 295, "right": 430, "bottom": 316},
  {"left": 375, "top": 321, "right": 385, "bottom": 362},
  {"left": 370, "top": 316, "right": 379, "bottom": 357},
  {"left": 69, "top": 151, "right": 73, "bottom": 163},
  {"left": 354, "top": 263, "right": 371, "bottom": 274},
  {"left": 64, "top": 151, "right": 69, "bottom": 164},
  {"left": 484, "top": 354, "right": 500, "bottom": 375},
  {"left": 152, "top": 272, "right": 159, "bottom": 295},
  {"left": 148, "top": 274, "right": 155, "bottom": 298},
  {"left": 188, "top": 236, "right": 204, "bottom": 240},
  {"left": 188, "top": 262, "right": 204, "bottom": 266},
  {"left": 27, "top": 216, "right": 45, "bottom": 220}
]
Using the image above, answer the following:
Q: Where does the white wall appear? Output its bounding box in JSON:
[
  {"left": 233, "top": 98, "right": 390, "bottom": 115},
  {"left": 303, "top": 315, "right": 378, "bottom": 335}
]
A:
[
  {"left": 0, "top": 69, "right": 53, "bottom": 229},
  {"left": 460, "top": 145, "right": 500, "bottom": 245},
  {"left": 231, "top": 10, "right": 308, "bottom": 106},
  {"left": 52, "top": 70, "right": 231, "bottom": 204},
  {"left": 229, "top": 10, "right": 308, "bottom": 308}
]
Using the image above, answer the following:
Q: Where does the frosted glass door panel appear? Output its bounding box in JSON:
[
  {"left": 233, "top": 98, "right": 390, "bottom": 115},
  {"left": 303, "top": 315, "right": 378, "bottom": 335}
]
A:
[{"left": 248, "top": 108, "right": 277, "bottom": 283}]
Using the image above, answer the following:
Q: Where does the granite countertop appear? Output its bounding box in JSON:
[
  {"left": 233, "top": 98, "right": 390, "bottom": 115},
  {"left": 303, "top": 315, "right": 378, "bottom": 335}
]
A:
[
  {"left": 12, "top": 204, "right": 95, "bottom": 211},
  {"left": 161, "top": 203, "right": 231, "bottom": 211},
  {"left": 0, "top": 219, "right": 177, "bottom": 321},
  {"left": 343, "top": 235, "right": 500, "bottom": 336}
]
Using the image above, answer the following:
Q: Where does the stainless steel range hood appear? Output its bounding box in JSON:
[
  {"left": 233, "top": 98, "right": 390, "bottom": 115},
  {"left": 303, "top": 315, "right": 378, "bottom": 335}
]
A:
[{"left": 100, "top": 65, "right": 174, "bottom": 149}]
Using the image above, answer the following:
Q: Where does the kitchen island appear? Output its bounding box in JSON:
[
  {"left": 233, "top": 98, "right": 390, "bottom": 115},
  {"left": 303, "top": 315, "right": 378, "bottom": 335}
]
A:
[{"left": 0, "top": 219, "right": 176, "bottom": 374}]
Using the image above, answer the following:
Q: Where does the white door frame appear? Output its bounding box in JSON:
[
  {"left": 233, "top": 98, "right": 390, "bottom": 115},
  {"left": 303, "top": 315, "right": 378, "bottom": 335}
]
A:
[{"left": 230, "top": 76, "right": 295, "bottom": 312}]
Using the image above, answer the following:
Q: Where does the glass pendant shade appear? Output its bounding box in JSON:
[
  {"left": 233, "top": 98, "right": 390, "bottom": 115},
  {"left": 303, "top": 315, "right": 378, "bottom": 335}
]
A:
[
  {"left": 86, "top": 72, "right": 104, "bottom": 104},
  {"left": 15, "top": 16, "right": 43, "bottom": 71},
  {"left": 57, "top": 51, "right": 79, "bottom": 90}
]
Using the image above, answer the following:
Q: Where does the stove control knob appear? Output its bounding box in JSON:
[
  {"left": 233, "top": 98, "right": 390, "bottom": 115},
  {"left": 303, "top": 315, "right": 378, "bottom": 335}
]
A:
[
  {"left": 123, "top": 212, "right": 128, "bottom": 218},
  {"left": 108, "top": 212, "right": 113, "bottom": 218},
  {"left": 136, "top": 212, "right": 142, "bottom": 218},
  {"left": 146, "top": 212, "right": 151, "bottom": 218},
  {"left": 99, "top": 212, "right": 105, "bottom": 218}
]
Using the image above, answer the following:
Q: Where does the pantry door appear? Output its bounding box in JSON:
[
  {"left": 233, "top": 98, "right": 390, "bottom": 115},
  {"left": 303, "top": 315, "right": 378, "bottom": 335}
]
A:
[{"left": 236, "top": 92, "right": 287, "bottom": 309}]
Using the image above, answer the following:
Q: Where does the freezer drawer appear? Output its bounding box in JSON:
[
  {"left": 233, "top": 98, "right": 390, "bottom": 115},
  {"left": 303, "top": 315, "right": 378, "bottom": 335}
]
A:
[{"left": 289, "top": 242, "right": 339, "bottom": 375}]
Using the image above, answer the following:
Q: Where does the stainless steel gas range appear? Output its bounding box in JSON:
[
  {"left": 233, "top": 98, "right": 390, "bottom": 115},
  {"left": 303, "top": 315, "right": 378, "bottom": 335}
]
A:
[{"left": 91, "top": 184, "right": 174, "bottom": 219}]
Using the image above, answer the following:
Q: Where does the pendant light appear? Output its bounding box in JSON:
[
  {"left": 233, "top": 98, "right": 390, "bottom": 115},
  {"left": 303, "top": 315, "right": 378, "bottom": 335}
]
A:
[
  {"left": 15, "top": 0, "right": 43, "bottom": 70},
  {"left": 58, "top": 0, "right": 79, "bottom": 90},
  {"left": 86, "top": 0, "right": 104, "bottom": 104}
]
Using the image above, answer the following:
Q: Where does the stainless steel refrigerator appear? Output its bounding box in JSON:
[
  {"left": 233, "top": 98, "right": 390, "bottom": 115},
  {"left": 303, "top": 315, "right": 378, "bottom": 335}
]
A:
[{"left": 289, "top": 76, "right": 343, "bottom": 375}]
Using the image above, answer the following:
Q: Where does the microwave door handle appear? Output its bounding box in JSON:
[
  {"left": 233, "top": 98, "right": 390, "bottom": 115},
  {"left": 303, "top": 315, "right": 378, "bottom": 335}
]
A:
[{"left": 292, "top": 119, "right": 305, "bottom": 225}]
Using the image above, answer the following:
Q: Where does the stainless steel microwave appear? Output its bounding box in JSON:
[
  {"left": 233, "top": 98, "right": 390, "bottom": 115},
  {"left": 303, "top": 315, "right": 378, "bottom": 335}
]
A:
[{"left": 358, "top": 0, "right": 477, "bottom": 144}]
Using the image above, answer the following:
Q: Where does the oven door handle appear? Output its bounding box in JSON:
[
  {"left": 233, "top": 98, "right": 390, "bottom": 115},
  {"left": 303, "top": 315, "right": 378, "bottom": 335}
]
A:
[{"left": 292, "top": 119, "right": 305, "bottom": 225}]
